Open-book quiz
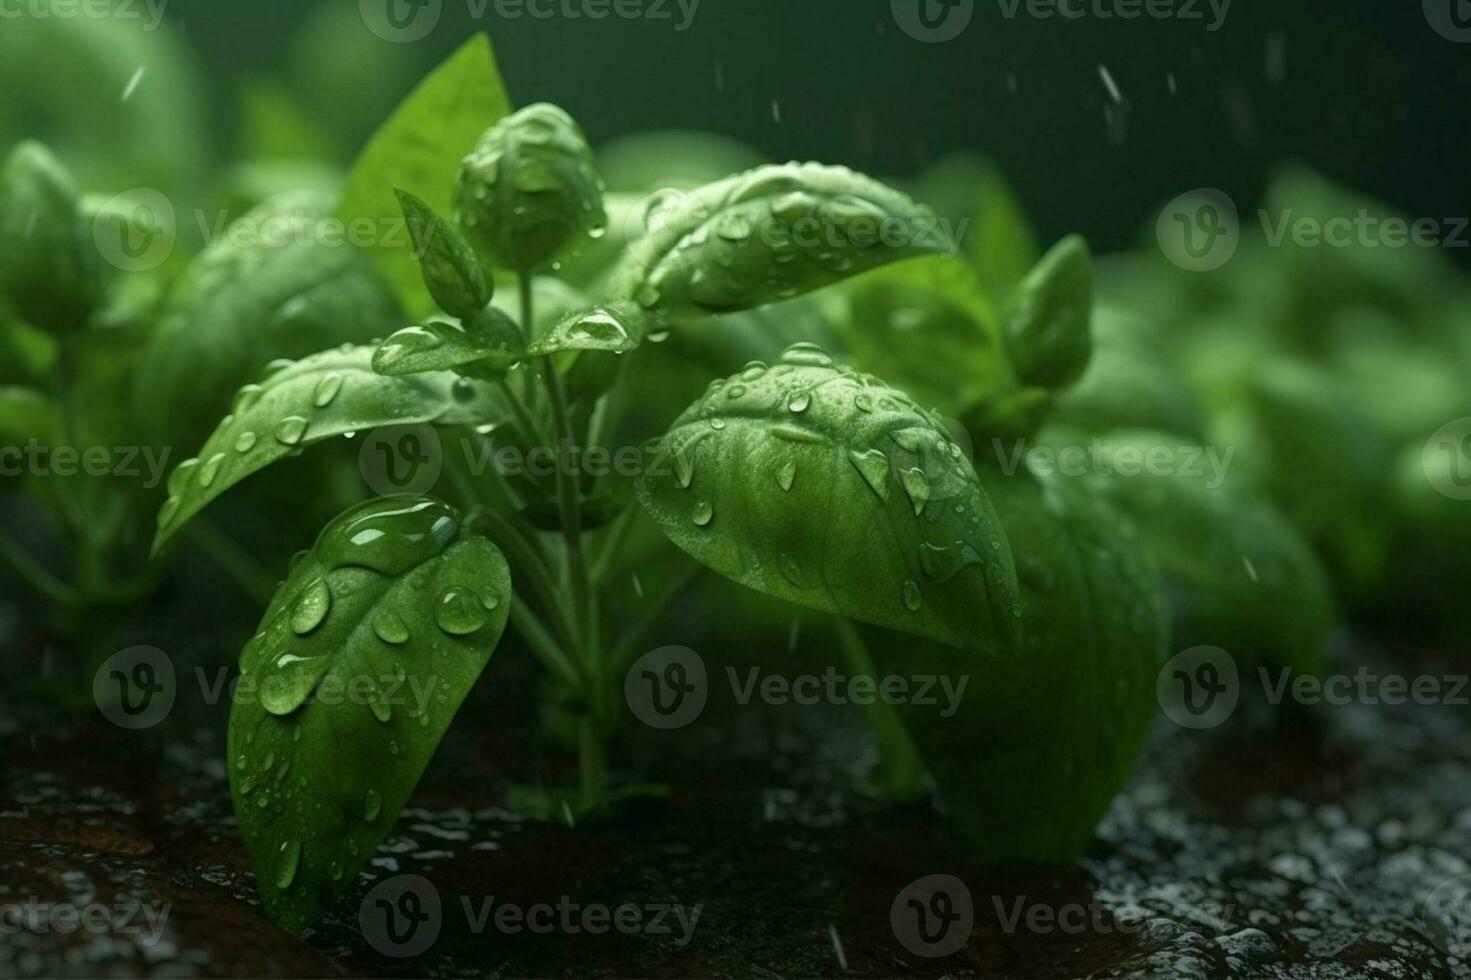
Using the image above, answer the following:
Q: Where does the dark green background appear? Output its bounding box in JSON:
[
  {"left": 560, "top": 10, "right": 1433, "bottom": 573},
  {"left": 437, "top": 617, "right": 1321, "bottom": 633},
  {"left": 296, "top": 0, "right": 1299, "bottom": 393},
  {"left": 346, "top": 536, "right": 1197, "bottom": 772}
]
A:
[{"left": 138, "top": 0, "right": 1471, "bottom": 249}]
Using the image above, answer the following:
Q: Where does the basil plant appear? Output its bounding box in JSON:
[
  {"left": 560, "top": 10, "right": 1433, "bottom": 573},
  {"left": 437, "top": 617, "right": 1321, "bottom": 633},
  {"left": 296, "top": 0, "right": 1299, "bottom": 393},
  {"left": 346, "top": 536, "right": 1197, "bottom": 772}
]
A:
[{"left": 151, "top": 42, "right": 1333, "bottom": 934}]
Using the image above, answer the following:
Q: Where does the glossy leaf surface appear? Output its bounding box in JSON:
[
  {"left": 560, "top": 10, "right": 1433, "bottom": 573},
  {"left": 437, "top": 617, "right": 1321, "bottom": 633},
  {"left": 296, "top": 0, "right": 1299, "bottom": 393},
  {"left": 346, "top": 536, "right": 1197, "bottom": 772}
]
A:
[
  {"left": 616, "top": 163, "right": 950, "bottom": 320},
  {"left": 637, "top": 343, "right": 1021, "bottom": 655},
  {"left": 153, "top": 346, "right": 502, "bottom": 553},
  {"left": 228, "top": 496, "right": 510, "bottom": 933}
]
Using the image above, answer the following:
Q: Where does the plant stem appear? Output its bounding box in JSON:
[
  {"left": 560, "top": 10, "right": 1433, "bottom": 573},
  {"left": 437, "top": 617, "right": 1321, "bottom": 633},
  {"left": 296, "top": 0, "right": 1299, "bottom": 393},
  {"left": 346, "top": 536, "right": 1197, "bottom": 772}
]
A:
[
  {"left": 510, "top": 603, "right": 581, "bottom": 688},
  {"left": 522, "top": 271, "right": 605, "bottom": 811},
  {"left": 833, "top": 618, "right": 927, "bottom": 802},
  {"left": 578, "top": 716, "right": 607, "bottom": 812},
  {"left": 469, "top": 509, "right": 580, "bottom": 663}
]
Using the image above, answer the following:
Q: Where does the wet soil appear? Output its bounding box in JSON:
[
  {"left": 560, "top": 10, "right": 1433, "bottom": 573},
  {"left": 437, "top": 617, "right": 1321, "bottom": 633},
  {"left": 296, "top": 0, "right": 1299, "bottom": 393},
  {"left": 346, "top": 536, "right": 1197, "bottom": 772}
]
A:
[{"left": 0, "top": 585, "right": 1467, "bottom": 979}]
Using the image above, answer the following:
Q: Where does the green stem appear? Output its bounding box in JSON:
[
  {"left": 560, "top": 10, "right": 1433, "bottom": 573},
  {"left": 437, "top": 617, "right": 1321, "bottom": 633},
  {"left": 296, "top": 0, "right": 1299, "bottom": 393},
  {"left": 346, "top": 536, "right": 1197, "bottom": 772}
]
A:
[
  {"left": 578, "top": 716, "right": 607, "bottom": 813},
  {"left": 591, "top": 505, "right": 639, "bottom": 586},
  {"left": 468, "top": 509, "right": 580, "bottom": 664},
  {"left": 522, "top": 271, "right": 605, "bottom": 810},
  {"left": 833, "top": 618, "right": 927, "bottom": 802},
  {"left": 510, "top": 602, "right": 580, "bottom": 688}
]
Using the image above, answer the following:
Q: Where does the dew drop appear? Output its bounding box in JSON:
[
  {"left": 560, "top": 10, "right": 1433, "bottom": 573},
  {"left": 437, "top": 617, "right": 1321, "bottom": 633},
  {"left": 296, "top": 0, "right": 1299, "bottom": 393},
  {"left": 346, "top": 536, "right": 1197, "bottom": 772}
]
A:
[
  {"left": 788, "top": 392, "right": 811, "bottom": 414},
  {"left": 692, "top": 500, "right": 714, "bottom": 526},
  {"left": 275, "top": 839, "right": 301, "bottom": 890},
  {"left": 436, "top": 587, "right": 487, "bottom": 635},
  {"left": 776, "top": 459, "right": 797, "bottom": 491},
  {"left": 902, "top": 580, "right": 923, "bottom": 611},
  {"left": 313, "top": 373, "right": 344, "bottom": 407},
  {"left": 674, "top": 451, "right": 695, "bottom": 489},
  {"left": 364, "top": 788, "right": 382, "bottom": 822},
  {"left": 290, "top": 578, "right": 332, "bottom": 635},
  {"left": 848, "top": 449, "right": 891, "bottom": 501},
  {"left": 234, "top": 431, "right": 258, "bottom": 453},
  {"left": 373, "top": 611, "right": 410, "bottom": 645},
  {"left": 897, "top": 466, "right": 931, "bottom": 516},
  {"left": 198, "top": 453, "right": 226, "bottom": 488},
  {"left": 275, "top": 416, "right": 309, "bottom": 446}
]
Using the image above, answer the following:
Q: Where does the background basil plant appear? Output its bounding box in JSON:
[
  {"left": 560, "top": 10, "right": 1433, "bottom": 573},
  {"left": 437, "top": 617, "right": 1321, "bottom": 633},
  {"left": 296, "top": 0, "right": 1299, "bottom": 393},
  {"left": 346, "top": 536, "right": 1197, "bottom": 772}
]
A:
[{"left": 122, "top": 36, "right": 1362, "bottom": 934}]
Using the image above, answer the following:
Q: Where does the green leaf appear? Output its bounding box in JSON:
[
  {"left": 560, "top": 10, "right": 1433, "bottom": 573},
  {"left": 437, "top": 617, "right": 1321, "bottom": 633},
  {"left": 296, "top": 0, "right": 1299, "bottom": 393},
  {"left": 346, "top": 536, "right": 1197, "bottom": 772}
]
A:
[
  {"left": 635, "top": 342, "right": 1021, "bottom": 655},
  {"left": 1210, "top": 358, "right": 1390, "bottom": 594},
  {"left": 1051, "top": 307, "right": 1204, "bottom": 438},
  {"left": 455, "top": 102, "right": 607, "bottom": 272},
  {"left": 137, "top": 191, "right": 403, "bottom": 454},
  {"left": 1004, "top": 235, "right": 1093, "bottom": 389},
  {"left": 152, "top": 345, "right": 503, "bottom": 554},
  {"left": 336, "top": 35, "right": 511, "bottom": 317},
  {"left": 395, "top": 189, "right": 492, "bottom": 320},
  {"left": 866, "top": 465, "right": 1167, "bottom": 860},
  {"left": 372, "top": 312, "right": 523, "bottom": 379},
  {"left": 1049, "top": 427, "right": 1333, "bottom": 674},
  {"left": 0, "top": 142, "right": 101, "bottom": 331},
  {"left": 615, "top": 163, "right": 951, "bottom": 320},
  {"left": 526, "top": 302, "right": 645, "bottom": 356},
  {"left": 831, "top": 255, "right": 1018, "bottom": 419},
  {"left": 228, "top": 495, "right": 511, "bottom": 934}
]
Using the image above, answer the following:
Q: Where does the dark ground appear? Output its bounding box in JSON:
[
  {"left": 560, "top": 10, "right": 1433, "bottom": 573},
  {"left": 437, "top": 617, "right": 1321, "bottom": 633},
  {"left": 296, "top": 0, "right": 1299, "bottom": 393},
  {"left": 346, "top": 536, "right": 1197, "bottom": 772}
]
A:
[{"left": 1, "top": 583, "right": 1468, "bottom": 979}]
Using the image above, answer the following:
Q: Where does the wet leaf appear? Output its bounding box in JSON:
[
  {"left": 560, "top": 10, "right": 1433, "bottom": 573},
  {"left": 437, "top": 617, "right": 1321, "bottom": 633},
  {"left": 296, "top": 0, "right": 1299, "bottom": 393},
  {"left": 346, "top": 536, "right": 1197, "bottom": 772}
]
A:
[
  {"left": 866, "top": 466, "right": 1167, "bottom": 859},
  {"left": 228, "top": 495, "right": 510, "bottom": 934},
  {"left": 455, "top": 102, "right": 606, "bottom": 272},
  {"left": 636, "top": 343, "right": 1021, "bottom": 655},
  {"left": 395, "top": 189, "right": 492, "bottom": 320},
  {"left": 137, "top": 191, "right": 403, "bottom": 454},
  {"left": 615, "top": 162, "right": 950, "bottom": 320},
  {"left": 372, "top": 311, "right": 522, "bottom": 379},
  {"left": 526, "top": 302, "right": 646, "bottom": 356},
  {"left": 152, "top": 346, "right": 503, "bottom": 554}
]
